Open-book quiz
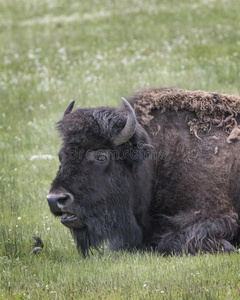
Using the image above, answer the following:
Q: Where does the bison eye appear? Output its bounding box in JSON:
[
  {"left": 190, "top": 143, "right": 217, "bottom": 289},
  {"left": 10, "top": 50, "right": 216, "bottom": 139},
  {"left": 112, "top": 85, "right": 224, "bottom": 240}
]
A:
[
  {"left": 86, "top": 150, "right": 109, "bottom": 164},
  {"left": 96, "top": 154, "right": 108, "bottom": 162}
]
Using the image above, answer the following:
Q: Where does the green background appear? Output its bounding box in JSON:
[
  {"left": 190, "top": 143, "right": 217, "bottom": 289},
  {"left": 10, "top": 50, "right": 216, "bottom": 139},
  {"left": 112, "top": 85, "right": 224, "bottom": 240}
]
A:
[{"left": 1, "top": 0, "right": 240, "bottom": 298}]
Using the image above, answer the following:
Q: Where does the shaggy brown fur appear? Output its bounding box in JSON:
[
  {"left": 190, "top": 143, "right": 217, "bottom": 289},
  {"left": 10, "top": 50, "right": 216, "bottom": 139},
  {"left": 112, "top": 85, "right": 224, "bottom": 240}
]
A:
[{"left": 130, "top": 88, "right": 240, "bottom": 139}]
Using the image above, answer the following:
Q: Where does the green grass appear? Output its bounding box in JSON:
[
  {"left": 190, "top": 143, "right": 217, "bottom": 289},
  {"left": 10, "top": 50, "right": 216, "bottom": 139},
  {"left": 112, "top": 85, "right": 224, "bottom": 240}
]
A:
[
  {"left": 1, "top": 0, "right": 240, "bottom": 298},
  {"left": 1, "top": 251, "right": 240, "bottom": 299}
]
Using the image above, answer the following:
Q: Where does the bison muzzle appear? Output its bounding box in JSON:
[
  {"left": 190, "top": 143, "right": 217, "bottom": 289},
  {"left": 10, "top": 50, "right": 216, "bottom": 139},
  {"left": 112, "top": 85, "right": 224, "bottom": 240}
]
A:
[{"left": 47, "top": 88, "right": 240, "bottom": 256}]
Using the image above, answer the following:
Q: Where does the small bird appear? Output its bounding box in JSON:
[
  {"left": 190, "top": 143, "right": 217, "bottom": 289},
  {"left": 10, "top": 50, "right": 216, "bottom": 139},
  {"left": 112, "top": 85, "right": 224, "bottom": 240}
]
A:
[
  {"left": 33, "top": 247, "right": 42, "bottom": 254},
  {"left": 33, "top": 236, "right": 44, "bottom": 248}
]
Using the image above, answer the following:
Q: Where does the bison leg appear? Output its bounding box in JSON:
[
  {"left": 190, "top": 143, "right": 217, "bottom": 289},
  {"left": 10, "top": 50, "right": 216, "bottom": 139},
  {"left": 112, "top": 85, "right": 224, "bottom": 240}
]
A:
[{"left": 157, "top": 212, "right": 237, "bottom": 255}]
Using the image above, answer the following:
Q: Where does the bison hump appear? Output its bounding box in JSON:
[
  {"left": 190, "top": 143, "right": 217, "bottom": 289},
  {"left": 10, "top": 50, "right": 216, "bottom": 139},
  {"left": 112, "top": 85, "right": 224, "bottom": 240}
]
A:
[{"left": 131, "top": 88, "right": 240, "bottom": 137}]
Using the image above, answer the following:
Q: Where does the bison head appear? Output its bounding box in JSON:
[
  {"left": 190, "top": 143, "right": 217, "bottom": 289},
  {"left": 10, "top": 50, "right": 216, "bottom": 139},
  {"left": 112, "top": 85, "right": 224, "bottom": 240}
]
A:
[{"left": 47, "top": 99, "right": 153, "bottom": 256}]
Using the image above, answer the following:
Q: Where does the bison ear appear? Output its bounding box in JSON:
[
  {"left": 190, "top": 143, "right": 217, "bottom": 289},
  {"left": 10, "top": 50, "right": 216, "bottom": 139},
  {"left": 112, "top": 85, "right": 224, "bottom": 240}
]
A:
[
  {"left": 131, "top": 143, "right": 155, "bottom": 163},
  {"left": 63, "top": 100, "right": 75, "bottom": 117}
]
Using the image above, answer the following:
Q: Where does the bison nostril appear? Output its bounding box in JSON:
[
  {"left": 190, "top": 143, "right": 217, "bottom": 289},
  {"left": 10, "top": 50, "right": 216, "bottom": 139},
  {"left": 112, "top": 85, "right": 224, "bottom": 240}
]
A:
[
  {"left": 46, "top": 193, "right": 71, "bottom": 214},
  {"left": 57, "top": 195, "right": 69, "bottom": 206}
]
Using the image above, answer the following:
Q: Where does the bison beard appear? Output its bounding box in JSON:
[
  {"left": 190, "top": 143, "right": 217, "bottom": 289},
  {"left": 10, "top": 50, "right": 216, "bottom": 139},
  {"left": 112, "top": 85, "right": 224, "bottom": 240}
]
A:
[
  {"left": 70, "top": 203, "right": 143, "bottom": 257},
  {"left": 47, "top": 88, "right": 240, "bottom": 256}
]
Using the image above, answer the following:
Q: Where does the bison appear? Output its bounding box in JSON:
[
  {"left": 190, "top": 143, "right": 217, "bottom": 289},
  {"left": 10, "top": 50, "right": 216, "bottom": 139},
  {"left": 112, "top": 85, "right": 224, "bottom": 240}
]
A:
[{"left": 47, "top": 88, "right": 240, "bottom": 256}]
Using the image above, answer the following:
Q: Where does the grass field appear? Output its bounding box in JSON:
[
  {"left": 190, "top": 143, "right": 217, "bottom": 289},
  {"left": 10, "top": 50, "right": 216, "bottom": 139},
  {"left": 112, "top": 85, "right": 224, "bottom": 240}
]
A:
[{"left": 1, "top": 0, "right": 240, "bottom": 299}]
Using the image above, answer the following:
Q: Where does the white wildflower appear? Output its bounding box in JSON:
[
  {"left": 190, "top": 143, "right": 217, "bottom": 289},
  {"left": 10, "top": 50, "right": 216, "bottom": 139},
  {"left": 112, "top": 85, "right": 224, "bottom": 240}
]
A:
[
  {"left": 40, "top": 104, "right": 46, "bottom": 110},
  {"left": 4, "top": 57, "right": 10, "bottom": 65},
  {"left": 28, "top": 53, "right": 35, "bottom": 59},
  {"left": 30, "top": 155, "right": 55, "bottom": 161}
]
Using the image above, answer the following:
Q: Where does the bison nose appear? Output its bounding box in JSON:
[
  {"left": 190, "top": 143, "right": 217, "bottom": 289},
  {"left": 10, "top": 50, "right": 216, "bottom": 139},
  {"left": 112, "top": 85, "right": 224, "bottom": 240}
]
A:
[{"left": 46, "top": 193, "right": 71, "bottom": 215}]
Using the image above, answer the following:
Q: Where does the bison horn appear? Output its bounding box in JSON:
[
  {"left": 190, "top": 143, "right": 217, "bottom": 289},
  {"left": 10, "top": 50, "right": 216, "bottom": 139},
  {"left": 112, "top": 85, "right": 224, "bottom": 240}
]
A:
[
  {"left": 63, "top": 100, "right": 75, "bottom": 117},
  {"left": 113, "top": 98, "right": 137, "bottom": 146}
]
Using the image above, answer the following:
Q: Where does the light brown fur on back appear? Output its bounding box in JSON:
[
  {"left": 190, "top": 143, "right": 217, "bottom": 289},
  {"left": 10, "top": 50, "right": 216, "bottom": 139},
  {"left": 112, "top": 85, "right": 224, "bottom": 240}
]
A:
[{"left": 129, "top": 88, "right": 240, "bottom": 138}]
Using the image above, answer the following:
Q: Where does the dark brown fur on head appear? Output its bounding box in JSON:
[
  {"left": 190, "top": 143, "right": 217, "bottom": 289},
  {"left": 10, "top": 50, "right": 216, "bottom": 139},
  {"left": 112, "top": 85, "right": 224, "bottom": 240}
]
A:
[{"left": 50, "top": 104, "right": 153, "bottom": 256}]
